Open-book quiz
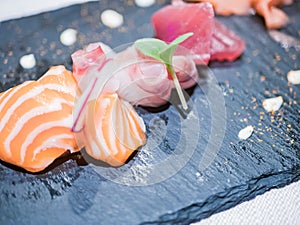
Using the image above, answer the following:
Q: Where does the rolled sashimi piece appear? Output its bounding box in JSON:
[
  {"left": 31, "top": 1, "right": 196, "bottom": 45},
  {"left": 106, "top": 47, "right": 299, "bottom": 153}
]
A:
[
  {"left": 172, "top": 55, "right": 198, "bottom": 89},
  {"left": 0, "top": 66, "right": 81, "bottom": 172},
  {"left": 71, "top": 42, "right": 115, "bottom": 91},
  {"left": 110, "top": 45, "right": 173, "bottom": 107},
  {"left": 71, "top": 45, "right": 147, "bottom": 166},
  {"left": 71, "top": 43, "right": 198, "bottom": 108}
]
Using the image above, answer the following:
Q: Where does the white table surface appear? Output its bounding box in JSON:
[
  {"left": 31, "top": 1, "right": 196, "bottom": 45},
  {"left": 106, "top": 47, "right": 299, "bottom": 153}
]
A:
[{"left": 0, "top": 1, "right": 299, "bottom": 224}]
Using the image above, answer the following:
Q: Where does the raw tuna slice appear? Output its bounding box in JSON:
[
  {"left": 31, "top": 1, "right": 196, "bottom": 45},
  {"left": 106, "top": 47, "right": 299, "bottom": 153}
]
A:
[
  {"left": 151, "top": 2, "right": 214, "bottom": 65},
  {"left": 173, "top": 0, "right": 293, "bottom": 29},
  {"left": 210, "top": 20, "right": 246, "bottom": 62}
]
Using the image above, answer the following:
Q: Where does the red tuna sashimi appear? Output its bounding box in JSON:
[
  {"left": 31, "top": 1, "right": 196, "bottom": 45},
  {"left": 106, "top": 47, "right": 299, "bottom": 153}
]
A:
[
  {"left": 210, "top": 20, "right": 246, "bottom": 62},
  {"left": 151, "top": 2, "right": 214, "bottom": 65}
]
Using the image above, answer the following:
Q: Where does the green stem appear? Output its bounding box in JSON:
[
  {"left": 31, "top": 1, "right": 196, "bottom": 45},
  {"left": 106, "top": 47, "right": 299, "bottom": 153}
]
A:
[{"left": 168, "top": 65, "right": 188, "bottom": 110}]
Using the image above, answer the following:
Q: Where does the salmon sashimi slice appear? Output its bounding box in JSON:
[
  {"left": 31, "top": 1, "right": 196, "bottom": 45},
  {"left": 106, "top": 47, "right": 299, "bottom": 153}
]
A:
[
  {"left": 252, "top": 0, "right": 291, "bottom": 29},
  {"left": 172, "top": 0, "right": 252, "bottom": 15},
  {"left": 0, "top": 65, "right": 80, "bottom": 172},
  {"left": 82, "top": 92, "right": 146, "bottom": 167}
]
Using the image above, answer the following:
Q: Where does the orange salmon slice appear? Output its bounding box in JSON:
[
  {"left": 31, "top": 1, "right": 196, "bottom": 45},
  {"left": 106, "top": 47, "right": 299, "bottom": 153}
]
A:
[
  {"left": 0, "top": 65, "right": 80, "bottom": 172},
  {"left": 83, "top": 92, "right": 146, "bottom": 166}
]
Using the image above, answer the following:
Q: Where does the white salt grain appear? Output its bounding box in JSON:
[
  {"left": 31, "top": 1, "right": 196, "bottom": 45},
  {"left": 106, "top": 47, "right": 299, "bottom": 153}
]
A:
[
  {"left": 238, "top": 125, "right": 254, "bottom": 140},
  {"left": 101, "top": 9, "right": 123, "bottom": 28},
  {"left": 262, "top": 96, "right": 283, "bottom": 113},
  {"left": 19, "top": 54, "right": 36, "bottom": 69},
  {"left": 60, "top": 28, "right": 77, "bottom": 46},
  {"left": 287, "top": 70, "right": 300, "bottom": 85},
  {"left": 135, "top": 0, "right": 156, "bottom": 8}
]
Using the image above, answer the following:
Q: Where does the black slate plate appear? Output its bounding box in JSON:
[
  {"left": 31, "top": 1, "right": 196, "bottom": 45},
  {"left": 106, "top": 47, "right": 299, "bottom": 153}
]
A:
[{"left": 0, "top": 1, "right": 300, "bottom": 224}]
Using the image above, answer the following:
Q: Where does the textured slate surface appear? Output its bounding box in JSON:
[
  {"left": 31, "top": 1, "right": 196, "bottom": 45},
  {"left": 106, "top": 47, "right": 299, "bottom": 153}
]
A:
[{"left": 0, "top": 0, "right": 300, "bottom": 224}]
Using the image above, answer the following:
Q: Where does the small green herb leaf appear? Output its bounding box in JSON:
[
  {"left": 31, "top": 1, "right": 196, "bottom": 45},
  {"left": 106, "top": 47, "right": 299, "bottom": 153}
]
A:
[
  {"left": 134, "top": 38, "right": 167, "bottom": 62},
  {"left": 134, "top": 32, "right": 194, "bottom": 110},
  {"left": 170, "top": 32, "right": 194, "bottom": 46},
  {"left": 160, "top": 32, "right": 194, "bottom": 68}
]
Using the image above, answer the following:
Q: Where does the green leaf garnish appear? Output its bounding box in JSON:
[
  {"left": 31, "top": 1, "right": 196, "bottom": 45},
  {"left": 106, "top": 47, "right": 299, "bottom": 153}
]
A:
[
  {"left": 134, "top": 38, "right": 167, "bottom": 60},
  {"left": 134, "top": 32, "right": 194, "bottom": 110}
]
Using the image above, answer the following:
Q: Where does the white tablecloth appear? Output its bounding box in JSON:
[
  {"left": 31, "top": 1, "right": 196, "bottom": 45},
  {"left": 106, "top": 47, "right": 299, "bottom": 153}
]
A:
[{"left": 0, "top": 1, "right": 299, "bottom": 224}]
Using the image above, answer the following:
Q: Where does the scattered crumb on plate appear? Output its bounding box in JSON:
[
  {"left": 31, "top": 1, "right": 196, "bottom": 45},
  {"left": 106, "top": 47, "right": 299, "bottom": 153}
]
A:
[
  {"left": 287, "top": 70, "right": 300, "bottom": 85},
  {"left": 60, "top": 28, "right": 77, "bottom": 46},
  {"left": 101, "top": 9, "right": 124, "bottom": 28},
  {"left": 268, "top": 30, "right": 300, "bottom": 51},
  {"left": 19, "top": 54, "right": 36, "bottom": 69},
  {"left": 135, "top": 0, "right": 156, "bottom": 8},
  {"left": 238, "top": 125, "right": 254, "bottom": 140},
  {"left": 262, "top": 96, "right": 283, "bottom": 113}
]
